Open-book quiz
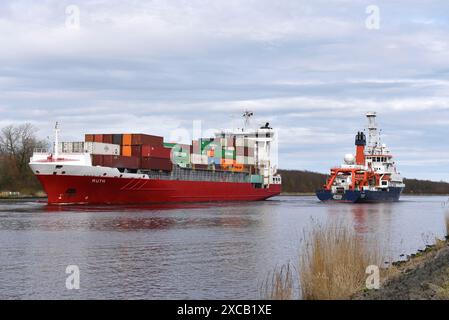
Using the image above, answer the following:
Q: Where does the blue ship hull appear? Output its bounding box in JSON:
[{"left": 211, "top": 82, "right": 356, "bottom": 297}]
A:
[{"left": 316, "top": 187, "right": 403, "bottom": 203}]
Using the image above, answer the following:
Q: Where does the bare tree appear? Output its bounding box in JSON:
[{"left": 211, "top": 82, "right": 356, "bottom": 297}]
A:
[{"left": 0, "top": 123, "right": 47, "bottom": 192}]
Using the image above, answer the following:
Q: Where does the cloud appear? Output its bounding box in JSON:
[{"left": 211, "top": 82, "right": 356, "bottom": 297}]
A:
[{"left": 1, "top": 0, "right": 449, "bottom": 181}]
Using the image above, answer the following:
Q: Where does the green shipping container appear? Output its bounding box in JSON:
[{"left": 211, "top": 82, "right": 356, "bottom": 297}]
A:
[
  {"left": 250, "top": 175, "right": 263, "bottom": 184},
  {"left": 200, "top": 139, "right": 213, "bottom": 151},
  {"left": 222, "top": 149, "right": 236, "bottom": 159},
  {"left": 163, "top": 142, "right": 177, "bottom": 148}
]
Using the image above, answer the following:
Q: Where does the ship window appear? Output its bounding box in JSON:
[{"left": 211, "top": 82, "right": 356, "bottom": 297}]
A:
[
  {"left": 382, "top": 181, "right": 387, "bottom": 185},
  {"left": 56, "top": 165, "right": 63, "bottom": 169}
]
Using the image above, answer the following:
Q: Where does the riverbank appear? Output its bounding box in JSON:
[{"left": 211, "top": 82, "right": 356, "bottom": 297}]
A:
[
  {"left": 0, "top": 191, "right": 46, "bottom": 200},
  {"left": 355, "top": 237, "right": 449, "bottom": 300}
]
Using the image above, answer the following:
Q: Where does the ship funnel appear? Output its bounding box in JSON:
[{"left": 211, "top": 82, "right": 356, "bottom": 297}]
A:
[{"left": 355, "top": 131, "right": 366, "bottom": 165}]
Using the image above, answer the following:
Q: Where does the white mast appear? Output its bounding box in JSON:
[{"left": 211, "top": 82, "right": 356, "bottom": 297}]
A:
[
  {"left": 54, "top": 122, "right": 60, "bottom": 159},
  {"left": 366, "top": 112, "right": 380, "bottom": 153}
]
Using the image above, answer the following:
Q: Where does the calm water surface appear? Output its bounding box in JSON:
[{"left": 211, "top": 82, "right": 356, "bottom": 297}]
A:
[{"left": 0, "top": 195, "right": 448, "bottom": 299}]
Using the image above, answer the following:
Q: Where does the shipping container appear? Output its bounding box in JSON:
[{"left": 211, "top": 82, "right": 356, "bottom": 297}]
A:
[
  {"left": 250, "top": 175, "right": 263, "bottom": 184},
  {"left": 163, "top": 142, "right": 177, "bottom": 148},
  {"left": 221, "top": 158, "right": 235, "bottom": 165},
  {"left": 85, "top": 134, "right": 94, "bottom": 142},
  {"left": 140, "top": 157, "right": 172, "bottom": 171},
  {"left": 92, "top": 155, "right": 103, "bottom": 166},
  {"left": 94, "top": 134, "right": 103, "bottom": 143},
  {"left": 222, "top": 148, "right": 236, "bottom": 159},
  {"left": 123, "top": 134, "right": 132, "bottom": 146},
  {"left": 236, "top": 137, "right": 255, "bottom": 148},
  {"left": 102, "top": 155, "right": 140, "bottom": 169},
  {"left": 131, "top": 145, "right": 141, "bottom": 157},
  {"left": 193, "top": 164, "right": 209, "bottom": 170},
  {"left": 112, "top": 134, "right": 123, "bottom": 145},
  {"left": 236, "top": 156, "right": 255, "bottom": 165},
  {"left": 141, "top": 145, "right": 171, "bottom": 158},
  {"left": 220, "top": 137, "right": 236, "bottom": 147},
  {"left": 84, "top": 142, "right": 121, "bottom": 155},
  {"left": 191, "top": 154, "right": 208, "bottom": 165},
  {"left": 122, "top": 145, "right": 132, "bottom": 157},
  {"left": 207, "top": 157, "right": 221, "bottom": 165},
  {"left": 131, "top": 134, "right": 163, "bottom": 146},
  {"left": 236, "top": 146, "right": 254, "bottom": 157},
  {"left": 58, "top": 142, "right": 85, "bottom": 153},
  {"left": 103, "top": 134, "right": 113, "bottom": 144}
]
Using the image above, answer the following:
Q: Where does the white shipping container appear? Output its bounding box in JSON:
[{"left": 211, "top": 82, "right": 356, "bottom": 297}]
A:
[
  {"left": 84, "top": 142, "right": 120, "bottom": 155},
  {"left": 246, "top": 157, "right": 255, "bottom": 165},
  {"left": 235, "top": 137, "right": 255, "bottom": 148},
  {"left": 236, "top": 156, "right": 255, "bottom": 165},
  {"left": 191, "top": 154, "right": 208, "bottom": 164},
  {"left": 58, "top": 142, "right": 85, "bottom": 154}
]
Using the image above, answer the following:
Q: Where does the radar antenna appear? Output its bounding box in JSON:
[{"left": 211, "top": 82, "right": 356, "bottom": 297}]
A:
[{"left": 242, "top": 110, "right": 254, "bottom": 129}]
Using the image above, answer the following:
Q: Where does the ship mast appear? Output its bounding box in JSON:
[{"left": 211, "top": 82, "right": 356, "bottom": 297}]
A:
[
  {"left": 242, "top": 110, "right": 253, "bottom": 130},
  {"left": 366, "top": 112, "right": 380, "bottom": 154},
  {"left": 54, "top": 122, "right": 60, "bottom": 159}
]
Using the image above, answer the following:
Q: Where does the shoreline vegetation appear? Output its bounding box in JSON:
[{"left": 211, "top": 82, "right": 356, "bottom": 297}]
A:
[
  {"left": 279, "top": 170, "right": 449, "bottom": 195},
  {"left": 262, "top": 218, "right": 449, "bottom": 300}
]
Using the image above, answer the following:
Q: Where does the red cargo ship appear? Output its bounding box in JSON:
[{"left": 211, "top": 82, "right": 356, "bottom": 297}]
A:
[{"left": 29, "top": 113, "right": 281, "bottom": 205}]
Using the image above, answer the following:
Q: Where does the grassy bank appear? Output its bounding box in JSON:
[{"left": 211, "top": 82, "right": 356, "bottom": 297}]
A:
[
  {"left": 262, "top": 217, "right": 449, "bottom": 300},
  {"left": 261, "top": 220, "right": 383, "bottom": 300}
]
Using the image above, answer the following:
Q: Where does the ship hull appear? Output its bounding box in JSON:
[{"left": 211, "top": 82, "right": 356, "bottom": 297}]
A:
[
  {"left": 316, "top": 187, "right": 403, "bottom": 203},
  {"left": 36, "top": 174, "right": 282, "bottom": 205}
]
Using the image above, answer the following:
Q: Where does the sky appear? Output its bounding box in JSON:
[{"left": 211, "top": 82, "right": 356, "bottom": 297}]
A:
[{"left": 0, "top": 0, "right": 448, "bottom": 181}]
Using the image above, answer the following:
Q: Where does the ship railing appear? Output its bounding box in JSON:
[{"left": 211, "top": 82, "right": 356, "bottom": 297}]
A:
[{"left": 141, "top": 165, "right": 249, "bottom": 183}]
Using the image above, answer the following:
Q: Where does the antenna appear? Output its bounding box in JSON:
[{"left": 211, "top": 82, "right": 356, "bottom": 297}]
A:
[{"left": 242, "top": 110, "right": 254, "bottom": 129}]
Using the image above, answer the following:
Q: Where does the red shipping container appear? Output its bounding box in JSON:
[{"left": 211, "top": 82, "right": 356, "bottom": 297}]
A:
[
  {"left": 141, "top": 145, "right": 171, "bottom": 158},
  {"left": 131, "top": 145, "right": 142, "bottom": 157},
  {"left": 140, "top": 157, "right": 172, "bottom": 171},
  {"left": 103, "top": 155, "right": 113, "bottom": 167},
  {"left": 131, "top": 134, "right": 163, "bottom": 146},
  {"left": 94, "top": 134, "right": 103, "bottom": 143},
  {"left": 103, "top": 134, "right": 113, "bottom": 144},
  {"left": 92, "top": 155, "right": 103, "bottom": 166},
  {"left": 110, "top": 155, "right": 140, "bottom": 169}
]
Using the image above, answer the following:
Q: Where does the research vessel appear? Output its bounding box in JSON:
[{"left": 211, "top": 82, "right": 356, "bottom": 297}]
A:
[{"left": 316, "top": 112, "right": 405, "bottom": 203}]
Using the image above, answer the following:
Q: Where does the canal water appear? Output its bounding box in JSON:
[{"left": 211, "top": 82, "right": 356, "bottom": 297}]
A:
[{"left": 0, "top": 195, "right": 448, "bottom": 299}]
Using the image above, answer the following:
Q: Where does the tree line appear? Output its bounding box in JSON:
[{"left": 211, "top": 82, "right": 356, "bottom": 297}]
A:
[
  {"left": 279, "top": 170, "right": 449, "bottom": 195},
  {"left": 0, "top": 124, "right": 47, "bottom": 194}
]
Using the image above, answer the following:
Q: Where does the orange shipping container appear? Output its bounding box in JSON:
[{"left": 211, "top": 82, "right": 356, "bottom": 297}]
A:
[
  {"left": 123, "top": 134, "right": 132, "bottom": 146},
  {"left": 85, "top": 134, "right": 94, "bottom": 142},
  {"left": 122, "top": 145, "right": 132, "bottom": 157},
  {"left": 221, "top": 158, "right": 235, "bottom": 165},
  {"left": 232, "top": 164, "right": 244, "bottom": 172}
]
